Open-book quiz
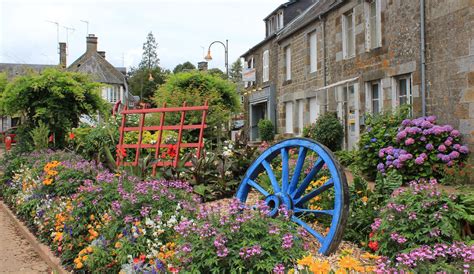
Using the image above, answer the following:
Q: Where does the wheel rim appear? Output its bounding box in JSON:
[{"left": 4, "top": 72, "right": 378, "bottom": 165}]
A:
[{"left": 236, "top": 138, "right": 349, "bottom": 255}]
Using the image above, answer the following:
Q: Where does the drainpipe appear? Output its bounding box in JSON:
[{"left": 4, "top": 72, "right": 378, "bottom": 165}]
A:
[
  {"left": 320, "top": 15, "right": 329, "bottom": 112},
  {"left": 420, "top": 0, "right": 426, "bottom": 116}
]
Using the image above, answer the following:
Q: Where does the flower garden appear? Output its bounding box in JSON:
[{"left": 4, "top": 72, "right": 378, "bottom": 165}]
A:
[{"left": 0, "top": 70, "right": 473, "bottom": 273}]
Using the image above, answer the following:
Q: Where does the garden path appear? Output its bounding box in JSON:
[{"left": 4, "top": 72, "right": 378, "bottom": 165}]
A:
[
  {"left": 0, "top": 206, "right": 51, "bottom": 273},
  {"left": 0, "top": 146, "right": 51, "bottom": 273}
]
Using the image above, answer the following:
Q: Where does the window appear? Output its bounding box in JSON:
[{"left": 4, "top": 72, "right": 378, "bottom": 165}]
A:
[
  {"left": 309, "top": 31, "right": 318, "bottom": 73},
  {"left": 262, "top": 50, "right": 269, "bottom": 82},
  {"left": 278, "top": 11, "right": 284, "bottom": 29},
  {"left": 285, "top": 102, "right": 293, "bottom": 133},
  {"left": 106, "top": 86, "right": 119, "bottom": 103},
  {"left": 365, "top": 0, "right": 382, "bottom": 49},
  {"left": 397, "top": 75, "right": 412, "bottom": 106},
  {"left": 309, "top": 97, "right": 319, "bottom": 123},
  {"left": 371, "top": 82, "right": 380, "bottom": 114},
  {"left": 285, "top": 46, "right": 291, "bottom": 81},
  {"left": 342, "top": 10, "right": 355, "bottom": 58},
  {"left": 297, "top": 100, "right": 304, "bottom": 135}
]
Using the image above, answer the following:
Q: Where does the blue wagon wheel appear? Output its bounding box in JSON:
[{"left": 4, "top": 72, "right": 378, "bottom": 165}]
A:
[{"left": 236, "top": 138, "right": 349, "bottom": 255}]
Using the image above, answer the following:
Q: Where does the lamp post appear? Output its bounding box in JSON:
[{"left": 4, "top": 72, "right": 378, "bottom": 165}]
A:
[{"left": 204, "top": 39, "right": 229, "bottom": 78}]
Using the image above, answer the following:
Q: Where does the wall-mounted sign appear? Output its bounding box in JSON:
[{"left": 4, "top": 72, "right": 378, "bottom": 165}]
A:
[{"left": 242, "top": 68, "right": 256, "bottom": 82}]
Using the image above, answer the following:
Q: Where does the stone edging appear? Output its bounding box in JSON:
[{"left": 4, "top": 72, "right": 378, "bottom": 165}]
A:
[{"left": 0, "top": 199, "right": 69, "bottom": 274}]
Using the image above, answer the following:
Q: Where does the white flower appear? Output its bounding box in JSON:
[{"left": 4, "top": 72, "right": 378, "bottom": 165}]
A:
[{"left": 225, "top": 171, "right": 232, "bottom": 176}]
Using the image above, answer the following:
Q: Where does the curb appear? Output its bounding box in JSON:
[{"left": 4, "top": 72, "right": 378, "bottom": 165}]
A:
[{"left": 0, "top": 199, "right": 69, "bottom": 274}]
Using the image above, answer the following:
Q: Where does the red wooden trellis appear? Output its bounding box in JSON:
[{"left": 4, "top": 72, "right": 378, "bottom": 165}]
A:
[{"left": 116, "top": 101, "right": 209, "bottom": 176}]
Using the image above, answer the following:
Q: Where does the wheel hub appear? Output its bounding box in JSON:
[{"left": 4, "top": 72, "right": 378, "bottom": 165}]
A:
[{"left": 265, "top": 193, "right": 293, "bottom": 217}]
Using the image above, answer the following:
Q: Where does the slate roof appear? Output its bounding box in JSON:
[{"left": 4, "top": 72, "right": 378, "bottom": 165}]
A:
[
  {"left": 68, "top": 52, "right": 126, "bottom": 85},
  {"left": 277, "top": 0, "right": 345, "bottom": 41},
  {"left": 0, "top": 63, "right": 56, "bottom": 79}
]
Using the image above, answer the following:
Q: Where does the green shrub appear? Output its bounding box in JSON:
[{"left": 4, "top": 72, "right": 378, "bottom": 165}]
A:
[
  {"left": 29, "top": 121, "right": 50, "bottom": 150},
  {"left": 303, "top": 112, "right": 343, "bottom": 152},
  {"left": 257, "top": 119, "right": 274, "bottom": 141},
  {"left": 370, "top": 179, "right": 465, "bottom": 259},
  {"left": 356, "top": 107, "right": 410, "bottom": 180}
]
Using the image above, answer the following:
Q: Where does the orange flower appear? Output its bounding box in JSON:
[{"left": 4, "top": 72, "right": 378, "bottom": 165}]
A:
[
  {"left": 69, "top": 132, "right": 75, "bottom": 140},
  {"left": 43, "top": 178, "right": 53, "bottom": 185}
]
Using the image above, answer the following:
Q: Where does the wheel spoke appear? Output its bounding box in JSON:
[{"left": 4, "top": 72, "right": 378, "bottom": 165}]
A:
[
  {"left": 281, "top": 148, "right": 289, "bottom": 192},
  {"left": 247, "top": 179, "right": 270, "bottom": 197},
  {"left": 288, "top": 147, "right": 307, "bottom": 193},
  {"left": 262, "top": 160, "right": 281, "bottom": 193},
  {"left": 294, "top": 207, "right": 334, "bottom": 216},
  {"left": 295, "top": 178, "right": 334, "bottom": 206},
  {"left": 291, "top": 216, "right": 324, "bottom": 243},
  {"left": 291, "top": 158, "right": 325, "bottom": 199}
]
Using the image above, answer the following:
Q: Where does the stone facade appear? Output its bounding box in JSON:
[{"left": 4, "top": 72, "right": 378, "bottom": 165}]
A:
[{"left": 242, "top": 0, "right": 474, "bottom": 149}]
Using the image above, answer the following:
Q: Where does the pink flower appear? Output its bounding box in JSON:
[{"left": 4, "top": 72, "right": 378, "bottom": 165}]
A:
[
  {"left": 405, "top": 138, "right": 415, "bottom": 146},
  {"left": 438, "top": 144, "right": 447, "bottom": 152}
]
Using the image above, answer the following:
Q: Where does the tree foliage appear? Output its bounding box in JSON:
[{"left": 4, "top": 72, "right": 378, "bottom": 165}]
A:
[
  {"left": 154, "top": 71, "right": 240, "bottom": 139},
  {"left": 139, "top": 31, "right": 160, "bottom": 69},
  {"left": 0, "top": 68, "right": 107, "bottom": 147},
  {"left": 229, "top": 58, "right": 242, "bottom": 83},
  {"left": 173, "top": 61, "right": 196, "bottom": 74},
  {"left": 127, "top": 66, "right": 168, "bottom": 105}
]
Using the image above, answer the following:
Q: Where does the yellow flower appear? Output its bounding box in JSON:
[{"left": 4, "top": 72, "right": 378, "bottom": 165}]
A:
[
  {"left": 43, "top": 178, "right": 53, "bottom": 186},
  {"left": 361, "top": 252, "right": 380, "bottom": 260},
  {"left": 86, "top": 246, "right": 93, "bottom": 253},
  {"left": 82, "top": 255, "right": 88, "bottom": 261},
  {"left": 309, "top": 260, "right": 331, "bottom": 274},
  {"left": 75, "top": 261, "right": 83, "bottom": 269},
  {"left": 115, "top": 242, "right": 122, "bottom": 248},
  {"left": 361, "top": 196, "right": 368, "bottom": 204},
  {"left": 338, "top": 255, "right": 362, "bottom": 270},
  {"left": 297, "top": 255, "right": 313, "bottom": 266}
]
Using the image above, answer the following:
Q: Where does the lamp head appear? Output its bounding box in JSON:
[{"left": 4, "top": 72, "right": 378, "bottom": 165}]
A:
[
  {"left": 204, "top": 49, "right": 212, "bottom": 61},
  {"left": 148, "top": 72, "right": 154, "bottom": 81}
]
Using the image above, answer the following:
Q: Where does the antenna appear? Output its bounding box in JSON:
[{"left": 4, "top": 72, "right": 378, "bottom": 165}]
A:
[
  {"left": 122, "top": 53, "right": 125, "bottom": 67},
  {"left": 63, "top": 26, "right": 75, "bottom": 55},
  {"left": 80, "top": 20, "right": 89, "bottom": 35},
  {"left": 46, "top": 20, "right": 60, "bottom": 53}
]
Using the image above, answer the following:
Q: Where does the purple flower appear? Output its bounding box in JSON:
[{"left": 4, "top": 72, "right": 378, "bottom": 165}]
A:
[
  {"left": 438, "top": 144, "right": 447, "bottom": 152},
  {"left": 450, "top": 129, "right": 460, "bottom": 137},
  {"left": 371, "top": 138, "right": 377, "bottom": 143},
  {"left": 444, "top": 139, "right": 452, "bottom": 147},
  {"left": 459, "top": 145, "right": 469, "bottom": 154},
  {"left": 401, "top": 119, "right": 411, "bottom": 126},
  {"left": 415, "top": 156, "right": 424, "bottom": 165},
  {"left": 273, "top": 263, "right": 285, "bottom": 274},
  {"left": 426, "top": 143, "right": 434, "bottom": 150},
  {"left": 426, "top": 115, "right": 437, "bottom": 123},
  {"left": 448, "top": 151, "right": 460, "bottom": 160},
  {"left": 281, "top": 233, "right": 294, "bottom": 249},
  {"left": 377, "top": 163, "right": 385, "bottom": 172},
  {"left": 405, "top": 138, "right": 415, "bottom": 146},
  {"left": 396, "top": 131, "right": 407, "bottom": 140}
]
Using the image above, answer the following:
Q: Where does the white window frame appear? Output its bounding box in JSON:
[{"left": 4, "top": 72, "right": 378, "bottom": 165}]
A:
[
  {"left": 285, "top": 46, "right": 291, "bottom": 81},
  {"left": 342, "top": 10, "right": 355, "bottom": 59},
  {"left": 309, "top": 97, "right": 319, "bottom": 123},
  {"left": 285, "top": 102, "right": 293, "bottom": 133},
  {"left": 297, "top": 99, "right": 304, "bottom": 135},
  {"left": 262, "top": 50, "right": 269, "bottom": 82},
  {"left": 365, "top": 0, "right": 382, "bottom": 50},
  {"left": 278, "top": 11, "right": 284, "bottom": 29},
  {"left": 107, "top": 86, "right": 119, "bottom": 103},
  {"left": 366, "top": 80, "right": 382, "bottom": 114},
  {"left": 309, "top": 31, "right": 318, "bottom": 73}
]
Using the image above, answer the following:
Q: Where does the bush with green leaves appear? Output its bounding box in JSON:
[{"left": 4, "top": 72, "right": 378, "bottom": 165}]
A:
[
  {"left": 303, "top": 112, "right": 343, "bottom": 152},
  {"left": 30, "top": 121, "right": 50, "bottom": 150},
  {"left": 370, "top": 179, "right": 467, "bottom": 259},
  {"left": 0, "top": 68, "right": 108, "bottom": 147},
  {"left": 356, "top": 107, "right": 410, "bottom": 180},
  {"left": 258, "top": 119, "right": 274, "bottom": 141},
  {"left": 174, "top": 199, "right": 307, "bottom": 273}
]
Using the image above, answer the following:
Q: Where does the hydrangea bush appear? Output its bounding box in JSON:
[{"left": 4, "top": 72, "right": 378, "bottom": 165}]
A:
[
  {"left": 369, "top": 179, "right": 467, "bottom": 259},
  {"left": 377, "top": 116, "right": 469, "bottom": 181}
]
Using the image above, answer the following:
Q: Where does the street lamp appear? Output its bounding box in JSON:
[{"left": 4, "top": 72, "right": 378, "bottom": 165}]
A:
[{"left": 204, "top": 39, "right": 229, "bottom": 77}]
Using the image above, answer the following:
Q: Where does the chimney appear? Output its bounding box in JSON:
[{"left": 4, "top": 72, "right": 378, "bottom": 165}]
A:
[
  {"left": 98, "top": 51, "right": 106, "bottom": 59},
  {"left": 86, "top": 34, "right": 98, "bottom": 52},
  {"left": 198, "top": 61, "right": 208, "bottom": 71},
  {"left": 59, "top": 42, "right": 67, "bottom": 68}
]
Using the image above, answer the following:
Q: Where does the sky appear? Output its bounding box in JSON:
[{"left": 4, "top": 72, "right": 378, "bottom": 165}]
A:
[{"left": 0, "top": 0, "right": 279, "bottom": 72}]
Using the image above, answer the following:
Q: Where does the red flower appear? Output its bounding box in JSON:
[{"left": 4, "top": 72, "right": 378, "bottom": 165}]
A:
[
  {"left": 139, "top": 254, "right": 146, "bottom": 262},
  {"left": 133, "top": 257, "right": 140, "bottom": 264},
  {"left": 69, "top": 132, "right": 75, "bottom": 140},
  {"left": 166, "top": 144, "right": 177, "bottom": 158},
  {"left": 369, "top": 232, "right": 374, "bottom": 238},
  {"left": 116, "top": 146, "right": 127, "bottom": 158},
  {"left": 368, "top": 241, "right": 379, "bottom": 251},
  {"left": 49, "top": 134, "right": 54, "bottom": 143}
]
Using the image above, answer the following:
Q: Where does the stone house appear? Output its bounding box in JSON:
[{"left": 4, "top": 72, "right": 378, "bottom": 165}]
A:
[
  {"left": 68, "top": 34, "right": 137, "bottom": 109},
  {"left": 241, "top": 0, "right": 319, "bottom": 141},
  {"left": 242, "top": 0, "right": 474, "bottom": 150}
]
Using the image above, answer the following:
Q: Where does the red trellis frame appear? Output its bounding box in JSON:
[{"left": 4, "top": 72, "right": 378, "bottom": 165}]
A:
[{"left": 116, "top": 101, "right": 208, "bottom": 176}]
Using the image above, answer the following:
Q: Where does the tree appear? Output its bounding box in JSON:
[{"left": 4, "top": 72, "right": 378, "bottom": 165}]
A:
[
  {"left": 154, "top": 71, "right": 240, "bottom": 140},
  {"left": 128, "top": 32, "right": 168, "bottom": 105},
  {"left": 139, "top": 32, "right": 160, "bottom": 69},
  {"left": 207, "top": 68, "right": 227, "bottom": 79},
  {"left": 0, "top": 68, "right": 107, "bottom": 147},
  {"left": 229, "top": 58, "right": 242, "bottom": 83},
  {"left": 173, "top": 61, "right": 196, "bottom": 74},
  {"left": 128, "top": 66, "right": 168, "bottom": 105}
]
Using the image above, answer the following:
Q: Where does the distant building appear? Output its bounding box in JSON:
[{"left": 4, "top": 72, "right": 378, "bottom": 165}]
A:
[
  {"left": 68, "top": 34, "right": 137, "bottom": 109},
  {"left": 0, "top": 34, "right": 138, "bottom": 131},
  {"left": 241, "top": 0, "right": 474, "bottom": 150}
]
